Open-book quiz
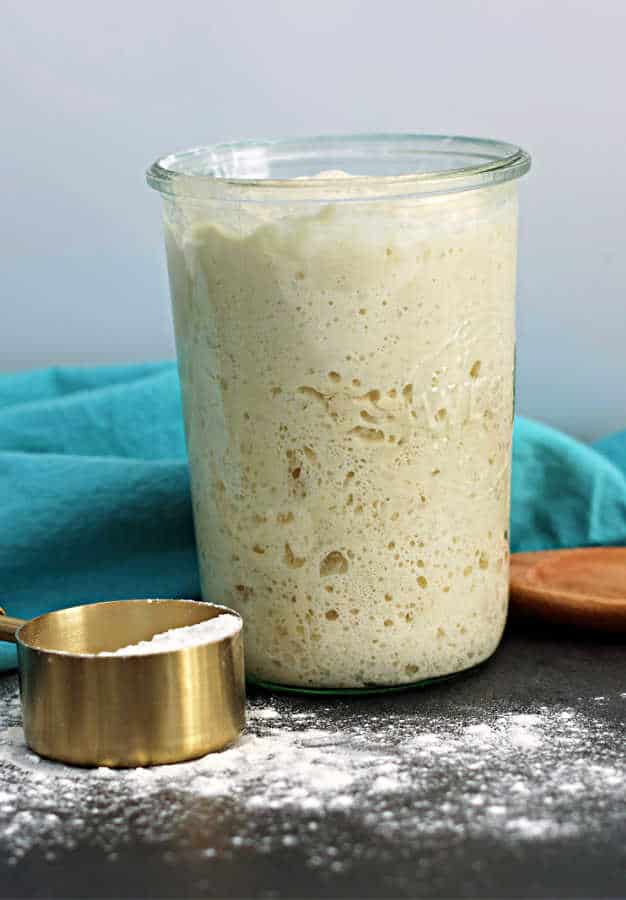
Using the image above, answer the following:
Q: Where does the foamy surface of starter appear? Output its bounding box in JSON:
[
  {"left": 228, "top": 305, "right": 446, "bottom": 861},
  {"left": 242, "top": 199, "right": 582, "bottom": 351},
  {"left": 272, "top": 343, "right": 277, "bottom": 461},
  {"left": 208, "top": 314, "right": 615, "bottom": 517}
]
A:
[
  {"left": 98, "top": 614, "right": 241, "bottom": 657},
  {"left": 167, "top": 170, "right": 517, "bottom": 687},
  {"left": 296, "top": 170, "right": 356, "bottom": 179}
]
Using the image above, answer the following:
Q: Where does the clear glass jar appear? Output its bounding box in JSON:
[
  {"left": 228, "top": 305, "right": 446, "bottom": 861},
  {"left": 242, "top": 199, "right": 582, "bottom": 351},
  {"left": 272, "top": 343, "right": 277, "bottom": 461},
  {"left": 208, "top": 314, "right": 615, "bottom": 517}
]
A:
[{"left": 147, "top": 135, "right": 531, "bottom": 692}]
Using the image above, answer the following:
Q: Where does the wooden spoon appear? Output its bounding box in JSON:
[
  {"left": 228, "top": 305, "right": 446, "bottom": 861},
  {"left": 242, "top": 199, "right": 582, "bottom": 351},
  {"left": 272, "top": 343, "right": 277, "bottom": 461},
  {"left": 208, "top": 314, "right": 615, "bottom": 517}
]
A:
[{"left": 510, "top": 547, "right": 626, "bottom": 632}]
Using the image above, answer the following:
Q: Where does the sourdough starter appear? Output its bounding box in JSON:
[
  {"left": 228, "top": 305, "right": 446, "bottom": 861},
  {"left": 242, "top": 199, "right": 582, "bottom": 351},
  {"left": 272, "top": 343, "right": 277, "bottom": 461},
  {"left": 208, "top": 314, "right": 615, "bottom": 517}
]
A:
[{"left": 164, "top": 180, "right": 517, "bottom": 688}]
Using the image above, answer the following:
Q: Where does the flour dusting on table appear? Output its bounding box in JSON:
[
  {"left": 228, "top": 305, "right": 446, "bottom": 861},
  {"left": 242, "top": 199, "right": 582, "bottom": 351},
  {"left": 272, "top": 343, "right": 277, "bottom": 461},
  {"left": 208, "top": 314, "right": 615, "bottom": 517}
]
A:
[{"left": 0, "top": 681, "right": 624, "bottom": 868}]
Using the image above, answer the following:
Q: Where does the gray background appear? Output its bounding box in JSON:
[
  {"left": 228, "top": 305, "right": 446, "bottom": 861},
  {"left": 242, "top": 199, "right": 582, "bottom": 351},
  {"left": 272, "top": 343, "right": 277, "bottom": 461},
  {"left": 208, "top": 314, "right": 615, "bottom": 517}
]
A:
[{"left": 2, "top": 0, "right": 624, "bottom": 441}]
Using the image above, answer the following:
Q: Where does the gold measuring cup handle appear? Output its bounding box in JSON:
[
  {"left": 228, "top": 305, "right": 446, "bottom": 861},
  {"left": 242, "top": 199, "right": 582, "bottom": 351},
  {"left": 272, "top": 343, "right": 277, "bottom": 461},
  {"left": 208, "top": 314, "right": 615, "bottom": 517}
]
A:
[{"left": 0, "top": 608, "right": 27, "bottom": 643}]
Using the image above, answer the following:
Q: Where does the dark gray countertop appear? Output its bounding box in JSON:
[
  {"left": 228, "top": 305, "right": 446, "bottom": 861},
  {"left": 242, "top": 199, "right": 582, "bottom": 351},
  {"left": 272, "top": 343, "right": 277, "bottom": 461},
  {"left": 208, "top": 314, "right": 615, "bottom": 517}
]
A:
[{"left": 0, "top": 621, "right": 625, "bottom": 900}]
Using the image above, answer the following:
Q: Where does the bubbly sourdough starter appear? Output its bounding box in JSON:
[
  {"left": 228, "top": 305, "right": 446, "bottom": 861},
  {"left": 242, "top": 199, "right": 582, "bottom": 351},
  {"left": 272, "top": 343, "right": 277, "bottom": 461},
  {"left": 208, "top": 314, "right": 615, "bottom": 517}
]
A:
[{"left": 164, "top": 180, "right": 517, "bottom": 688}]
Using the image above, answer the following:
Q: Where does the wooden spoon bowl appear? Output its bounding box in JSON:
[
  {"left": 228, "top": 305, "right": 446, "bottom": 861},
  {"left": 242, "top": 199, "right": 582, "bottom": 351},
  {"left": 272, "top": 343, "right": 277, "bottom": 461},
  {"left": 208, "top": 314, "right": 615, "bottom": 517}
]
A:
[{"left": 510, "top": 547, "right": 626, "bottom": 632}]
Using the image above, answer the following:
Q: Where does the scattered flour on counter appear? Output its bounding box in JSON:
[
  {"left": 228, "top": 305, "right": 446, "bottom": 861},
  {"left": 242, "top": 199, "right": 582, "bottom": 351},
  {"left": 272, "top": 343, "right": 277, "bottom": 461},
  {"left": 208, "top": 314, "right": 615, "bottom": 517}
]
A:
[
  {"left": 0, "top": 683, "right": 624, "bottom": 868},
  {"left": 97, "top": 614, "right": 241, "bottom": 656},
  {"left": 253, "top": 707, "right": 281, "bottom": 720}
]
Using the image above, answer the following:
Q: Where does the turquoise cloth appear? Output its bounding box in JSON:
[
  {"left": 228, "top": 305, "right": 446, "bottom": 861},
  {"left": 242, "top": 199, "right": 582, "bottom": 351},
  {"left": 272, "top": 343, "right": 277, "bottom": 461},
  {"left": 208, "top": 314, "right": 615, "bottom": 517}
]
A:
[{"left": 1, "top": 363, "right": 625, "bottom": 670}]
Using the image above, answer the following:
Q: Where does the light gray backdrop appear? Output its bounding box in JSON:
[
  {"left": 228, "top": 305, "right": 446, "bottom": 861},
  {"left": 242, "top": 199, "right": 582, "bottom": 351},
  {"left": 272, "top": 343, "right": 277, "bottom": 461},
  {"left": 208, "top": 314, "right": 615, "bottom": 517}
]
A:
[{"left": 2, "top": 0, "right": 625, "bottom": 441}]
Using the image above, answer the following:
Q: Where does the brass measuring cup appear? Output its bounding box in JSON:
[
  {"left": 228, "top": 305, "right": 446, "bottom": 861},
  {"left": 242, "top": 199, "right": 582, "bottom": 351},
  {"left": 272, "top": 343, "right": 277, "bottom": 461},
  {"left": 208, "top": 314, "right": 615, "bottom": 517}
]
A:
[{"left": 0, "top": 599, "right": 245, "bottom": 768}]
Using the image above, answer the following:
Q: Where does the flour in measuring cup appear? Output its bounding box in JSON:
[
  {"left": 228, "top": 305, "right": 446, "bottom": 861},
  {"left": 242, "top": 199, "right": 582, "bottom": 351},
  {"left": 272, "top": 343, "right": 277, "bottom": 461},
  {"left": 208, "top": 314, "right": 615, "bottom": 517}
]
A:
[{"left": 96, "top": 613, "right": 241, "bottom": 656}]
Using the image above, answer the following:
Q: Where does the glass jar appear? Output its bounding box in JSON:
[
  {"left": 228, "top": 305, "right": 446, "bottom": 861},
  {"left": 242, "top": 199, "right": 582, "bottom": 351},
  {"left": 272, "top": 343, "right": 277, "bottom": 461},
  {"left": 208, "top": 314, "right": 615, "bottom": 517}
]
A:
[{"left": 147, "top": 134, "right": 531, "bottom": 692}]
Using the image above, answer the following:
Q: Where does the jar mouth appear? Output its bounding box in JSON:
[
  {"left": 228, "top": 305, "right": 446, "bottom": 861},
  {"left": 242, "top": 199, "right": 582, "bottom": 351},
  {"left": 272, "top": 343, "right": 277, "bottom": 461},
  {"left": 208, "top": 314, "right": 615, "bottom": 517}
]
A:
[{"left": 147, "top": 133, "right": 530, "bottom": 203}]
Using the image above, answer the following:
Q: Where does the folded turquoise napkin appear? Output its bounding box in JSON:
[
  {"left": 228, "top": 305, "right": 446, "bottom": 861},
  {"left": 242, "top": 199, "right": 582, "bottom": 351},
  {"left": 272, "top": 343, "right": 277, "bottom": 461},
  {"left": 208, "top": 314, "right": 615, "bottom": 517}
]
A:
[{"left": 1, "top": 363, "right": 625, "bottom": 670}]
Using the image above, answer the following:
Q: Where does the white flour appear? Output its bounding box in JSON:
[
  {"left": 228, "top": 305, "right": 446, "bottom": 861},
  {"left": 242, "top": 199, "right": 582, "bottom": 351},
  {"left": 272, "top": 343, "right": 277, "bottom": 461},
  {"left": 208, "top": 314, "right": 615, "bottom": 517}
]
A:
[
  {"left": 97, "top": 613, "right": 241, "bottom": 656},
  {"left": 0, "top": 682, "right": 624, "bottom": 869}
]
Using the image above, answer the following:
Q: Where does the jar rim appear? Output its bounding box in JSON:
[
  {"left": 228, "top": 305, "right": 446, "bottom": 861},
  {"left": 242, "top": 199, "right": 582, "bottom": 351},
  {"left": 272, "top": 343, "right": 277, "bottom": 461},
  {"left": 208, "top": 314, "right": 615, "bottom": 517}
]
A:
[{"left": 146, "top": 133, "right": 531, "bottom": 203}]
